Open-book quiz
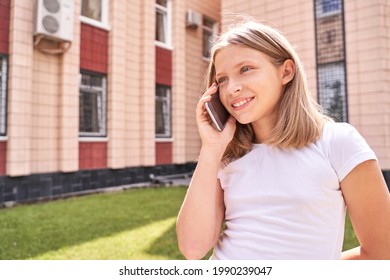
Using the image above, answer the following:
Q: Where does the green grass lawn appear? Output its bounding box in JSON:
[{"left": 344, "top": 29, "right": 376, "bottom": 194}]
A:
[{"left": 0, "top": 186, "right": 359, "bottom": 260}]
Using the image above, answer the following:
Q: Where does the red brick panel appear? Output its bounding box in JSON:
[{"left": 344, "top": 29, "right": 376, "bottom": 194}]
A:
[
  {"left": 0, "top": 141, "right": 6, "bottom": 174},
  {"left": 0, "top": 0, "right": 10, "bottom": 54},
  {"left": 79, "top": 142, "right": 107, "bottom": 169},
  {"left": 155, "top": 47, "right": 172, "bottom": 164},
  {"left": 156, "top": 142, "right": 172, "bottom": 165},
  {"left": 156, "top": 46, "right": 172, "bottom": 86},
  {"left": 80, "top": 23, "right": 108, "bottom": 74},
  {"left": 0, "top": 1, "right": 9, "bottom": 174}
]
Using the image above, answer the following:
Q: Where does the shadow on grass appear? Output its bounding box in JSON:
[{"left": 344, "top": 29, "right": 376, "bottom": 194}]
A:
[
  {"left": 0, "top": 186, "right": 187, "bottom": 260},
  {"left": 146, "top": 222, "right": 213, "bottom": 260},
  {"left": 145, "top": 221, "right": 185, "bottom": 260}
]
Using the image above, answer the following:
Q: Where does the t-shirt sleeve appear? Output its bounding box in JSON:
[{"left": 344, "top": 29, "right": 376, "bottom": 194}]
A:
[{"left": 327, "top": 123, "right": 377, "bottom": 182}]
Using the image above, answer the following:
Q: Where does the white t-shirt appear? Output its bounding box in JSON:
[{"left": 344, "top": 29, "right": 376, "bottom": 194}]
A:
[{"left": 211, "top": 122, "right": 377, "bottom": 260}]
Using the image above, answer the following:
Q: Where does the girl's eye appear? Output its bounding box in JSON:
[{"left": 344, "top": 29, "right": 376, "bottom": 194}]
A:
[
  {"left": 217, "top": 77, "right": 227, "bottom": 84},
  {"left": 240, "top": 66, "right": 252, "bottom": 73}
]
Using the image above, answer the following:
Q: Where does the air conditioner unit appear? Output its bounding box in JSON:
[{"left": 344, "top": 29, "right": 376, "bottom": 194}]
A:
[
  {"left": 34, "top": 0, "right": 74, "bottom": 42},
  {"left": 186, "top": 9, "right": 201, "bottom": 28}
]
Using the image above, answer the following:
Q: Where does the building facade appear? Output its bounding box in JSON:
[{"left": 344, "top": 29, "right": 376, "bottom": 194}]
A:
[{"left": 0, "top": 0, "right": 388, "bottom": 205}]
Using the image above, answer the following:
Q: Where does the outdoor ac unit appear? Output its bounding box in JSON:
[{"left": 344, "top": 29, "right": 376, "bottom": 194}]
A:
[
  {"left": 186, "top": 9, "right": 201, "bottom": 28},
  {"left": 34, "top": 0, "right": 74, "bottom": 42}
]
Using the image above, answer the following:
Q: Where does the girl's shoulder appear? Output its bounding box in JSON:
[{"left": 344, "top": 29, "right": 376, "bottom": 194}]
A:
[
  {"left": 319, "top": 121, "right": 377, "bottom": 181},
  {"left": 321, "top": 121, "right": 362, "bottom": 144}
]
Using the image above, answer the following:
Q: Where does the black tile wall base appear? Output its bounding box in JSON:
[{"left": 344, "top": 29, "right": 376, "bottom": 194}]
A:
[
  {"left": 0, "top": 165, "right": 387, "bottom": 206},
  {"left": 0, "top": 162, "right": 196, "bottom": 206}
]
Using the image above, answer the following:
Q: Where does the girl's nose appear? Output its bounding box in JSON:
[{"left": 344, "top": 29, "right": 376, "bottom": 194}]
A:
[{"left": 226, "top": 80, "right": 243, "bottom": 96}]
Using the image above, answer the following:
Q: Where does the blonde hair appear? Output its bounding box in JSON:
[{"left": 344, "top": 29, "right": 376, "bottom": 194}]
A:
[{"left": 205, "top": 18, "right": 332, "bottom": 164}]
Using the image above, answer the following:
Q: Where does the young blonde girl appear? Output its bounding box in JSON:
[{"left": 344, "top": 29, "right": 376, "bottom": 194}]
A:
[{"left": 176, "top": 19, "right": 390, "bottom": 260}]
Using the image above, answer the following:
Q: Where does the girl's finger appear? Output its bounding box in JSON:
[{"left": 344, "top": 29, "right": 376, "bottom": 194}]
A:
[
  {"left": 196, "top": 85, "right": 217, "bottom": 112},
  {"left": 200, "top": 83, "right": 218, "bottom": 99}
]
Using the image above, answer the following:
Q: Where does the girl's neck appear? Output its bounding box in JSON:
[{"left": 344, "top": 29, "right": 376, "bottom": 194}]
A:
[{"left": 251, "top": 118, "right": 276, "bottom": 144}]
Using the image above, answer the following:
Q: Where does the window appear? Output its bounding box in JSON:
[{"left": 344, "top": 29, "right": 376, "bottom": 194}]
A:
[
  {"left": 315, "top": 0, "right": 342, "bottom": 18},
  {"left": 317, "top": 63, "right": 347, "bottom": 122},
  {"left": 156, "top": 85, "right": 171, "bottom": 138},
  {"left": 80, "top": 0, "right": 109, "bottom": 29},
  {"left": 0, "top": 55, "right": 7, "bottom": 136},
  {"left": 155, "top": 0, "right": 172, "bottom": 48},
  {"left": 314, "top": 0, "right": 347, "bottom": 122},
  {"left": 202, "top": 16, "right": 216, "bottom": 59},
  {"left": 79, "top": 72, "right": 106, "bottom": 137}
]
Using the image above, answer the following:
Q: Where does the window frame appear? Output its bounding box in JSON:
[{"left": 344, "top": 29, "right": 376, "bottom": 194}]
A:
[
  {"left": 79, "top": 71, "right": 107, "bottom": 138},
  {"left": 155, "top": 84, "right": 172, "bottom": 138},
  {"left": 80, "top": 0, "right": 110, "bottom": 30},
  {"left": 202, "top": 16, "right": 217, "bottom": 60},
  {"left": 0, "top": 55, "right": 8, "bottom": 137},
  {"left": 155, "top": 0, "right": 172, "bottom": 49}
]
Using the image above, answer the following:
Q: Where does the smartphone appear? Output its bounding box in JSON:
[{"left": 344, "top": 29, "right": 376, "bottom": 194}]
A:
[{"left": 205, "top": 89, "right": 229, "bottom": 132}]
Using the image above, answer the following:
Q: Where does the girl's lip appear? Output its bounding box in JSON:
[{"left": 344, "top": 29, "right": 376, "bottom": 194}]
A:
[{"left": 231, "top": 97, "right": 255, "bottom": 109}]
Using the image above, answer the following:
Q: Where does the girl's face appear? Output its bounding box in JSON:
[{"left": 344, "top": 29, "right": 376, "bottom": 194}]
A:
[{"left": 214, "top": 45, "right": 291, "bottom": 130}]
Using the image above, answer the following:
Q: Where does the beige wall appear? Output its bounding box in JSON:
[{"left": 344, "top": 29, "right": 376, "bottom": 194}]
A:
[
  {"left": 138, "top": 0, "right": 156, "bottom": 166},
  {"left": 123, "top": 1, "right": 143, "bottom": 167},
  {"left": 107, "top": 0, "right": 155, "bottom": 168},
  {"left": 57, "top": 1, "right": 81, "bottom": 173},
  {"left": 172, "top": 0, "right": 186, "bottom": 164},
  {"left": 344, "top": 0, "right": 390, "bottom": 168},
  {"left": 7, "top": 0, "right": 80, "bottom": 175},
  {"left": 184, "top": 0, "right": 222, "bottom": 162},
  {"left": 108, "top": 0, "right": 128, "bottom": 169},
  {"left": 7, "top": 1, "right": 34, "bottom": 176}
]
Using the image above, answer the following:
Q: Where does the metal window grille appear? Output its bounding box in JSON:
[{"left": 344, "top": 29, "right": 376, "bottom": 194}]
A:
[
  {"left": 156, "top": 84, "right": 171, "bottom": 138},
  {"left": 0, "top": 56, "right": 7, "bottom": 136},
  {"left": 314, "top": 0, "right": 348, "bottom": 122},
  {"left": 79, "top": 72, "right": 106, "bottom": 137}
]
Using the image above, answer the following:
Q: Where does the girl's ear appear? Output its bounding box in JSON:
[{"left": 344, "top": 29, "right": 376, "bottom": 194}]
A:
[{"left": 281, "top": 59, "right": 295, "bottom": 85}]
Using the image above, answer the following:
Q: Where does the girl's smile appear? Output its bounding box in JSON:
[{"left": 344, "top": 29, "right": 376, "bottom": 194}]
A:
[{"left": 231, "top": 96, "right": 255, "bottom": 110}]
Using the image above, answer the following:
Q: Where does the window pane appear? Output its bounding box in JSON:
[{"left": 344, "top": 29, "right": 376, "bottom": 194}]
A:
[
  {"left": 81, "top": 73, "right": 103, "bottom": 88},
  {"left": 0, "top": 56, "right": 7, "bottom": 135},
  {"left": 322, "top": 0, "right": 340, "bottom": 14},
  {"left": 156, "top": 98, "right": 166, "bottom": 135},
  {"left": 203, "top": 17, "right": 214, "bottom": 29},
  {"left": 202, "top": 17, "right": 215, "bottom": 58},
  {"left": 81, "top": 0, "right": 102, "bottom": 21},
  {"left": 156, "top": 10, "right": 166, "bottom": 43},
  {"left": 315, "top": 0, "right": 341, "bottom": 17},
  {"left": 156, "top": 0, "right": 167, "bottom": 7},
  {"left": 156, "top": 85, "right": 171, "bottom": 137},
  {"left": 80, "top": 92, "right": 100, "bottom": 133},
  {"left": 79, "top": 73, "right": 106, "bottom": 136},
  {"left": 203, "top": 29, "right": 213, "bottom": 58},
  {"left": 318, "top": 63, "right": 347, "bottom": 122}
]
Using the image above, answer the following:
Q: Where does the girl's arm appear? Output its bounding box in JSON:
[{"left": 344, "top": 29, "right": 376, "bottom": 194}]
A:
[
  {"left": 341, "top": 159, "right": 390, "bottom": 259},
  {"left": 176, "top": 147, "right": 226, "bottom": 260},
  {"left": 176, "top": 84, "right": 236, "bottom": 259}
]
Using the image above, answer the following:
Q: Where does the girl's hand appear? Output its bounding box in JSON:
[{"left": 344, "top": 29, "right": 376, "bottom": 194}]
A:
[{"left": 196, "top": 83, "right": 236, "bottom": 152}]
